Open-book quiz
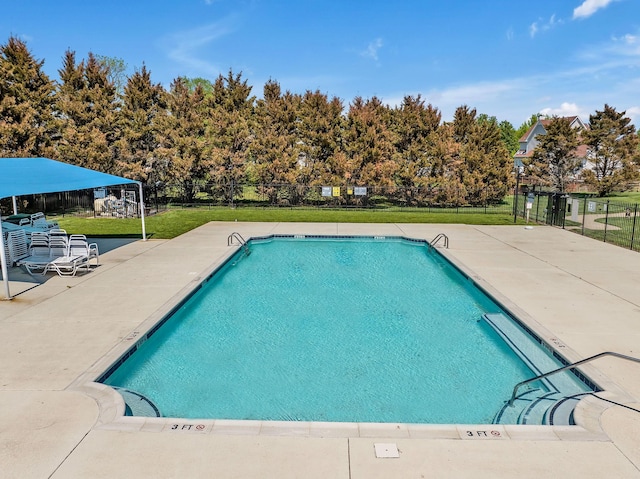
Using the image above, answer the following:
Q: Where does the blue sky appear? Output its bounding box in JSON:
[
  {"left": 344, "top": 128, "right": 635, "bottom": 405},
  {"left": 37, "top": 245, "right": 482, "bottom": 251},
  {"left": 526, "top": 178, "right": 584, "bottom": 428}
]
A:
[{"left": 2, "top": 0, "right": 639, "bottom": 127}]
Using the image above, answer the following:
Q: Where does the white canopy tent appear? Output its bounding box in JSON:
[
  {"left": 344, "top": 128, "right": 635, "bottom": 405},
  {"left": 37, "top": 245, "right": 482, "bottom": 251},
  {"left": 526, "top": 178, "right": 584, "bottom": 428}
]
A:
[{"left": 0, "top": 157, "right": 147, "bottom": 300}]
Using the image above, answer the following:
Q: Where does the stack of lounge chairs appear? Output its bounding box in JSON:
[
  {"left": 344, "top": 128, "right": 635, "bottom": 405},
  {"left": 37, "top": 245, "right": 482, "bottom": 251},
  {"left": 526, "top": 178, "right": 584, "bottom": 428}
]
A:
[
  {"left": 2, "top": 212, "right": 60, "bottom": 240},
  {"left": 7, "top": 228, "right": 99, "bottom": 277}
]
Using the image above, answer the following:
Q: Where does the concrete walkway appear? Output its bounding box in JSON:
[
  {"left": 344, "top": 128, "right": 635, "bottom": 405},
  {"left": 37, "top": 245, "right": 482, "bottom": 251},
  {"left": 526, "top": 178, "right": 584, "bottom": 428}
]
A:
[{"left": 1, "top": 222, "right": 639, "bottom": 478}]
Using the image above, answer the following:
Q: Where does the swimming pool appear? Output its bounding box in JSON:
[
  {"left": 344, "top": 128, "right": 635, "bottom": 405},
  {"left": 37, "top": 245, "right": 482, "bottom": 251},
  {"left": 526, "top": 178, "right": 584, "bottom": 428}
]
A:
[{"left": 100, "top": 235, "right": 593, "bottom": 424}]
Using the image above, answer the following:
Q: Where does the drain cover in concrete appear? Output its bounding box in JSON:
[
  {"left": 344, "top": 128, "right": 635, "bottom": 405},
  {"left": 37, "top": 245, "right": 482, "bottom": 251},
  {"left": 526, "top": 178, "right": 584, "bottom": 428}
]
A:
[{"left": 374, "top": 443, "right": 399, "bottom": 458}]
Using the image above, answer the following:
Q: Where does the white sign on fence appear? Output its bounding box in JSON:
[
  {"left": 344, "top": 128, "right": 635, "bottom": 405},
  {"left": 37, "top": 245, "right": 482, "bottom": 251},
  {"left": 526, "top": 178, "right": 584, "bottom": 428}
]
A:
[{"left": 572, "top": 199, "right": 579, "bottom": 222}]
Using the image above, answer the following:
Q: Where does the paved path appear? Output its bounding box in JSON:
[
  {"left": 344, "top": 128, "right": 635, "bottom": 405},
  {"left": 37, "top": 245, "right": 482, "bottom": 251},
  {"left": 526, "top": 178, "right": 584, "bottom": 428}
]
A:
[
  {"left": 568, "top": 211, "right": 632, "bottom": 230},
  {"left": 1, "top": 223, "right": 639, "bottom": 478}
]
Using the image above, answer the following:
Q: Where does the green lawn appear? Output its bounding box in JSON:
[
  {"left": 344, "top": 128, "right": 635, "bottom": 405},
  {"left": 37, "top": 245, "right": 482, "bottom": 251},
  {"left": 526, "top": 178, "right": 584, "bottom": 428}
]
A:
[
  {"left": 57, "top": 207, "right": 525, "bottom": 239},
  {"left": 599, "top": 191, "right": 640, "bottom": 204}
]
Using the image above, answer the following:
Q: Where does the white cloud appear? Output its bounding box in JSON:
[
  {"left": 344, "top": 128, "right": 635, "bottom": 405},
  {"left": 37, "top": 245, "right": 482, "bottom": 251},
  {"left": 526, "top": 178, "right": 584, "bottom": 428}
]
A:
[
  {"left": 539, "top": 102, "right": 586, "bottom": 118},
  {"left": 577, "top": 30, "right": 640, "bottom": 61},
  {"left": 380, "top": 78, "right": 531, "bottom": 121},
  {"left": 379, "top": 30, "right": 640, "bottom": 125},
  {"left": 573, "top": 0, "right": 618, "bottom": 19},
  {"left": 506, "top": 27, "right": 514, "bottom": 41},
  {"left": 361, "top": 38, "right": 383, "bottom": 61},
  {"left": 164, "top": 19, "right": 235, "bottom": 77},
  {"left": 608, "top": 33, "right": 640, "bottom": 56},
  {"left": 529, "top": 14, "right": 562, "bottom": 38},
  {"left": 431, "top": 80, "right": 522, "bottom": 104},
  {"left": 626, "top": 106, "right": 640, "bottom": 126}
]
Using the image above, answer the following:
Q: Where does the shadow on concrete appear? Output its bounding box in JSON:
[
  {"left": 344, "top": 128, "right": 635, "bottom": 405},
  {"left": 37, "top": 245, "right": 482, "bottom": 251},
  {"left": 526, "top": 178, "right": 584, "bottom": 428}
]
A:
[{"left": 1, "top": 237, "right": 140, "bottom": 297}]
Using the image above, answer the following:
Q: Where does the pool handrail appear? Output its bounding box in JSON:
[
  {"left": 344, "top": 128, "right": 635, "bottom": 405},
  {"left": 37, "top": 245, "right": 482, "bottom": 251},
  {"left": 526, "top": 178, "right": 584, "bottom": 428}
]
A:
[
  {"left": 430, "top": 233, "right": 449, "bottom": 249},
  {"left": 508, "top": 351, "right": 640, "bottom": 406},
  {"left": 227, "top": 232, "right": 250, "bottom": 256}
]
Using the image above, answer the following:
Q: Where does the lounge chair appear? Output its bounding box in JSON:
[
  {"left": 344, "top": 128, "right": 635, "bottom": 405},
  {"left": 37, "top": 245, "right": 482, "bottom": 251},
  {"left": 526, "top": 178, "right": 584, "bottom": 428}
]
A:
[
  {"left": 48, "top": 233, "right": 68, "bottom": 259},
  {"left": 30, "top": 212, "right": 59, "bottom": 230},
  {"left": 9, "top": 230, "right": 50, "bottom": 273},
  {"left": 29, "top": 232, "right": 50, "bottom": 255},
  {"left": 7, "top": 229, "right": 30, "bottom": 265},
  {"left": 44, "top": 254, "right": 90, "bottom": 276},
  {"left": 68, "top": 235, "right": 99, "bottom": 266}
]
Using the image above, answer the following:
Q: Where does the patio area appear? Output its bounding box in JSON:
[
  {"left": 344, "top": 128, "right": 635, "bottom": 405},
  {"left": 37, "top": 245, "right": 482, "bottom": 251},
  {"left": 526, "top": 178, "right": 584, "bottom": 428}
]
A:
[{"left": 1, "top": 222, "right": 639, "bottom": 478}]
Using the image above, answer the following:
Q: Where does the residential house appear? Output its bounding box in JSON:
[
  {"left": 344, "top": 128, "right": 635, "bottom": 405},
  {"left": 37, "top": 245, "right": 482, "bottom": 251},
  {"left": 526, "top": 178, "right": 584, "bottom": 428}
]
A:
[
  {"left": 514, "top": 116, "right": 588, "bottom": 168},
  {"left": 513, "top": 116, "right": 590, "bottom": 191}
]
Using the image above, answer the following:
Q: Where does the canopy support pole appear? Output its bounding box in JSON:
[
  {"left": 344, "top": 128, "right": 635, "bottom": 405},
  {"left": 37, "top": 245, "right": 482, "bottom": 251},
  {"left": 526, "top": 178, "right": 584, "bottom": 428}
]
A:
[
  {"left": 138, "top": 182, "right": 147, "bottom": 241},
  {"left": 0, "top": 215, "right": 12, "bottom": 300},
  {"left": 12, "top": 196, "right": 18, "bottom": 214}
]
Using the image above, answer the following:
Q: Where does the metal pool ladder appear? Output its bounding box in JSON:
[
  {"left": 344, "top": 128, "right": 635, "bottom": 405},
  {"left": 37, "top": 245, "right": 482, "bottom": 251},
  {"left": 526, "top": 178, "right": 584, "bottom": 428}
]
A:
[
  {"left": 227, "top": 232, "right": 251, "bottom": 256},
  {"left": 430, "top": 233, "right": 449, "bottom": 249}
]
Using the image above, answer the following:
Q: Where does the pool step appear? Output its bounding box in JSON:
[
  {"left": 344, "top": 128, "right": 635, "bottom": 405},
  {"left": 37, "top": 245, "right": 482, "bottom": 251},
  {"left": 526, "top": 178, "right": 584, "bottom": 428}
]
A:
[
  {"left": 113, "top": 386, "right": 162, "bottom": 417},
  {"left": 493, "top": 389, "right": 589, "bottom": 425},
  {"left": 519, "top": 391, "right": 565, "bottom": 425},
  {"left": 482, "top": 313, "right": 592, "bottom": 426},
  {"left": 492, "top": 388, "right": 541, "bottom": 424},
  {"left": 544, "top": 394, "right": 587, "bottom": 426}
]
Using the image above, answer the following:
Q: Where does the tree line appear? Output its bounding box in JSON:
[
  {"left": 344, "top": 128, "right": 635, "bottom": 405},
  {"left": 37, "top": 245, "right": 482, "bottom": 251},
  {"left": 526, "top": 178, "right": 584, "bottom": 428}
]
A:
[{"left": 1, "top": 36, "right": 637, "bottom": 206}]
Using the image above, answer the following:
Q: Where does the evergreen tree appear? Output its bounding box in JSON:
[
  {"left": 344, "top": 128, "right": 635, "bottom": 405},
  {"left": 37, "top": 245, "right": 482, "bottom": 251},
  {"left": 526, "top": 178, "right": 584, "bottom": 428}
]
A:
[
  {"left": 252, "top": 79, "right": 301, "bottom": 203},
  {"left": 452, "top": 107, "right": 511, "bottom": 205},
  {"left": 467, "top": 118, "right": 512, "bottom": 203},
  {"left": 390, "top": 95, "right": 441, "bottom": 203},
  {"left": 297, "top": 89, "right": 345, "bottom": 185},
  {"left": 525, "top": 117, "right": 581, "bottom": 192},
  {"left": 426, "top": 123, "right": 463, "bottom": 205},
  {"left": 206, "top": 70, "right": 255, "bottom": 202},
  {"left": 156, "top": 77, "right": 210, "bottom": 202},
  {"left": 55, "top": 50, "right": 120, "bottom": 172},
  {"left": 452, "top": 105, "right": 477, "bottom": 144},
  {"left": 0, "top": 36, "right": 57, "bottom": 158},
  {"left": 581, "top": 104, "right": 639, "bottom": 196},
  {"left": 343, "top": 96, "right": 397, "bottom": 186},
  {"left": 116, "top": 65, "right": 166, "bottom": 182}
]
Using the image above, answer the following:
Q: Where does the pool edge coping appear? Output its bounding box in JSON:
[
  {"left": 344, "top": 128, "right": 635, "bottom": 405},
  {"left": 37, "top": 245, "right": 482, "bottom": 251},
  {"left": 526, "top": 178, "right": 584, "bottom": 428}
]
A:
[
  {"left": 67, "top": 233, "right": 627, "bottom": 442},
  {"left": 73, "top": 380, "right": 613, "bottom": 442}
]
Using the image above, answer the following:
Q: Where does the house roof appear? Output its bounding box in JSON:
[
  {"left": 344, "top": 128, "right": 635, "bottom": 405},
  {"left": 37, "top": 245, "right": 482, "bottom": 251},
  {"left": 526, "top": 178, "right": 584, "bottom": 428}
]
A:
[
  {"left": 0, "top": 157, "right": 138, "bottom": 200},
  {"left": 514, "top": 143, "right": 588, "bottom": 160},
  {"left": 518, "top": 116, "right": 584, "bottom": 143}
]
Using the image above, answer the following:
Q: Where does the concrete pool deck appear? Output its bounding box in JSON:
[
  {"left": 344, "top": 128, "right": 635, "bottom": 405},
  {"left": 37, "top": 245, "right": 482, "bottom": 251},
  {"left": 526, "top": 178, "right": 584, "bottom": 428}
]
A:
[{"left": 1, "top": 222, "right": 639, "bottom": 478}]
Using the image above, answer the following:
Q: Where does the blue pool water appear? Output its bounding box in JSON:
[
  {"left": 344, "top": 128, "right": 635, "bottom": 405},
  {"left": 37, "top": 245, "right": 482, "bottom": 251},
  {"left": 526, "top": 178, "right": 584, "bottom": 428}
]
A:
[{"left": 102, "top": 236, "right": 588, "bottom": 424}]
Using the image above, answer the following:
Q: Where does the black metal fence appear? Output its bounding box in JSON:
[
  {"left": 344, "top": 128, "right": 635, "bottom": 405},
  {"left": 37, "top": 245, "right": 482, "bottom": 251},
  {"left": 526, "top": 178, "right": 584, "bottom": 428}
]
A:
[
  {"left": 514, "top": 191, "right": 640, "bottom": 252},
  {"left": 148, "top": 182, "right": 515, "bottom": 214},
  {"left": 1, "top": 182, "right": 516, "bottom": 217},
  {"left": 0, "top": 185, "right": 143, "bottom": 218},
  {"left": 3, "top": 181, "right": 638, "bottom": 252}
]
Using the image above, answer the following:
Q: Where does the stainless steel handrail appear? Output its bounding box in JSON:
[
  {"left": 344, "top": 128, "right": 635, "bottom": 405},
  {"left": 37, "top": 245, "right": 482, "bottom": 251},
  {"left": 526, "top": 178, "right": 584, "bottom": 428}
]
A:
[
  {"left": 509, "top": 351, "right": 640, "bottom": 406},
  {"left": 429, "top": 233, "right": 449, "bottom": 249},
  {"left": 227, "top": 232, "right": 250, "bottom": 255}
]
